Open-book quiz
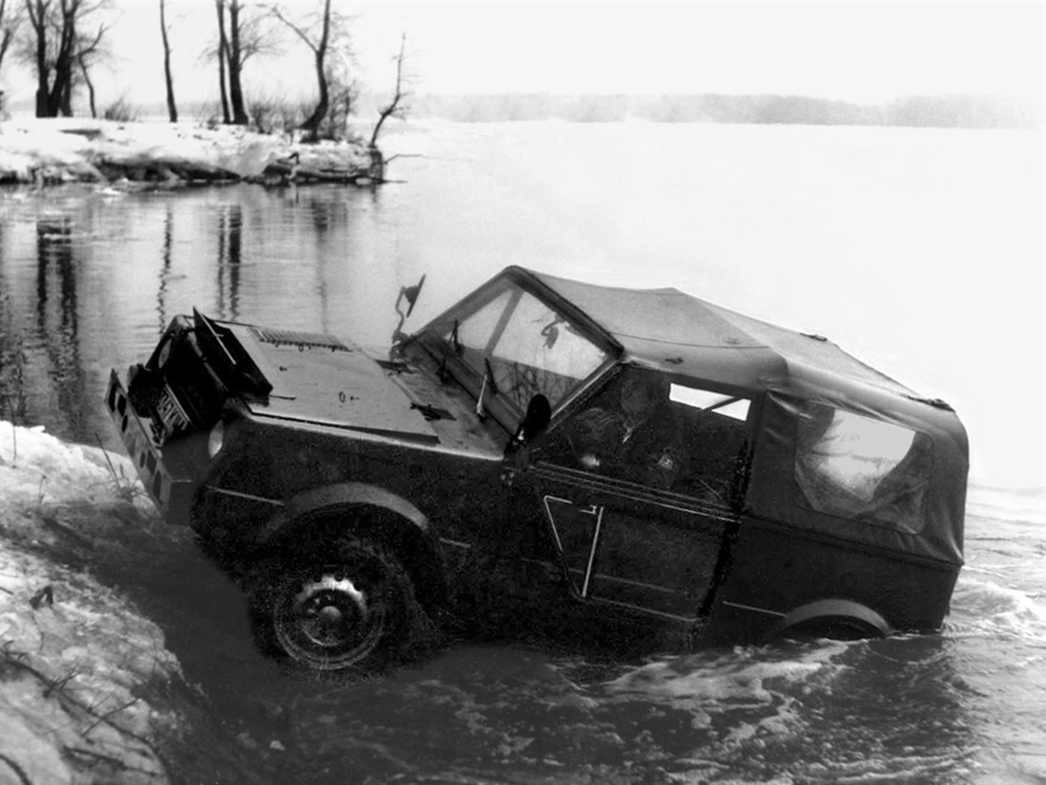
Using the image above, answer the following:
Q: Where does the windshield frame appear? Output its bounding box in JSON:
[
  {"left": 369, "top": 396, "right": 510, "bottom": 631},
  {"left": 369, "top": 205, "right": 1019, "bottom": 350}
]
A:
[{"left": 415, "top": 271, "right": 621, "bottom": 435}]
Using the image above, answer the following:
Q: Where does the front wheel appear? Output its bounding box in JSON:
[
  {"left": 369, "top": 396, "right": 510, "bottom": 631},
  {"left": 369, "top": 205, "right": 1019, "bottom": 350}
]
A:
[{"left": 261, "top": 538, "right": 421, "bottom": 672}]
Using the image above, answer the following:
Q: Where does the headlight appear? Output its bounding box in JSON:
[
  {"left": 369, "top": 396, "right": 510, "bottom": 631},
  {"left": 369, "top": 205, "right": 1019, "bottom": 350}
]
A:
[
  {"left": 207, "top": 420, "right": 225, "bottom": 459},
  {"left": 157, "top": 336, "right": 173, "bottom": 368}
]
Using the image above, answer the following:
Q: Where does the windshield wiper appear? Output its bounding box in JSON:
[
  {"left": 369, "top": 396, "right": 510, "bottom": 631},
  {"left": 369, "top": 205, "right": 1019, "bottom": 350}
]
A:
[{"left": 483, "top": 357, "right": 499, "bottom": 395}]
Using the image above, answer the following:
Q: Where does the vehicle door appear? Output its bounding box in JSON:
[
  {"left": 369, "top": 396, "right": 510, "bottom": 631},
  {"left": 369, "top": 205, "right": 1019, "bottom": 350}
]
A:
[
  {"left": 519, "top": 370, "right": 750, "bottom": 623},
  {"left": 524, "top": 465, "right": 733, "bottom": 622}
]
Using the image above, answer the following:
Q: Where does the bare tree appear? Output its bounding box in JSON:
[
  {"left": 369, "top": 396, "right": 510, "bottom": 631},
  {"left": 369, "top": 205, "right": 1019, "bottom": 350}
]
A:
[
  {"left": 224, "top": 0, "right": 247, "bottom": 124},
  {"left": 159, "top": 0, "right": 176, "bottom": 121},
  {"left": 214, "top": 0, "right": 229, "bottom": 122},
  {"left": 269, "top": 0, "right": 346, "bottom": 140},
  {"left": 24, "top": 0, "right": 53, "bottom": 117},
  {"left": 321, "top": 71, "right": 357, "bottom": 139},
  {"left": 74, "top": 19, "right": 105, "bottom": 117},
  {"left": 211, "top": 0, "right": 276, "bottom": 125},
  {"left": 0, "top": 0, "right": 24, "bottom": 77},
  {"left": 21, "top": 0, "right": 109, "bottom": 117},
  {"left": 369, "top": 31, "right": 410, "bottom": 149}
]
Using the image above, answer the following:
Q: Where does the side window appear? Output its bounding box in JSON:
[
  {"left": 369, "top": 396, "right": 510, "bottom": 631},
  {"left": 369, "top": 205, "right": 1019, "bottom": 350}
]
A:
[
  {"left": 669, "top": 385, "right": 750, "bottom": 501},
  {"left": 794, "top": 404, "right": 933, "bottom": 533},
  {"left": 543, "top": 370, "right": 751, "bottom": 504}
]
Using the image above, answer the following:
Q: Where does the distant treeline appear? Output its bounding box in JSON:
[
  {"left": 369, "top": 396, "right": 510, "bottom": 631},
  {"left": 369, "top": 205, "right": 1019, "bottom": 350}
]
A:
[{"left": 400, "top": 92, "right": 1040, "bottom": 129}]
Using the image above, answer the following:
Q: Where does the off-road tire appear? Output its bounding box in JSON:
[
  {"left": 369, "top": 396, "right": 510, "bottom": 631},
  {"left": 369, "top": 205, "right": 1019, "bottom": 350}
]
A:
[{"left": 248, "top": 536, "right": 425, "bottom": 673}]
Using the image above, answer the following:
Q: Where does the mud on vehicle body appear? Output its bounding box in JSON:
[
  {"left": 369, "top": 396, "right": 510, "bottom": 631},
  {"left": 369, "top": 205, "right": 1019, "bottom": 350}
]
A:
[{"left": 107, "top": 267, "right": 968, "bottom": 672}]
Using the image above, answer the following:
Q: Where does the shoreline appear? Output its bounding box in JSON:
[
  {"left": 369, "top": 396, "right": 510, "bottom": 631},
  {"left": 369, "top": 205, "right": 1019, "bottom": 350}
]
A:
[
  {"left": 0, "top": 421, "right": 199, "bottom": 785},
  {"left": 0, "top": 117, "right": 378, "bottom": 189}
]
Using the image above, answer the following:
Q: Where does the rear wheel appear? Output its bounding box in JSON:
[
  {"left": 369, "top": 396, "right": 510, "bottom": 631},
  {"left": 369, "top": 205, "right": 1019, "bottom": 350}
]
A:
[
  {"left": 771, "top": 599, "right": 891, "bottom": 643},
  {"left": 780, "top": 616, "right": 885, "bottom": 642},
  {"left": 260, "top": 538, "right": 421, "bottom": 672}
]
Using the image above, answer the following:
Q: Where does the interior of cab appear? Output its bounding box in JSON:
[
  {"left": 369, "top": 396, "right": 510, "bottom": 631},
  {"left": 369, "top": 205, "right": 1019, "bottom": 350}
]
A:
[{"left": 540, "top": 368, "right": 751, "bottom": 504}]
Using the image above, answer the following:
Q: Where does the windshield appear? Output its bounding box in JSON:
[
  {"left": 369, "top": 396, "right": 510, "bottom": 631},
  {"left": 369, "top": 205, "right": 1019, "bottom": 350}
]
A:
[{"left": 421, "top": 278, "right": 612, "bottom": 416}]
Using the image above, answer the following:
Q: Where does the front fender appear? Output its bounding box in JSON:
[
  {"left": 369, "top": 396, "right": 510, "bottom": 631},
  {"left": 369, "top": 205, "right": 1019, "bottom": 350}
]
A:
[
  {"left": 257, "top": 482, "right": 448, "bottom": 611},
  {"left": 257, "top": 482, "right": 431, "bottom": 546}
]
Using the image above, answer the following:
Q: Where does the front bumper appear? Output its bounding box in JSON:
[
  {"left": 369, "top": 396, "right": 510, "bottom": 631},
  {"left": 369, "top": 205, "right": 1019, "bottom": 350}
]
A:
[{"left": 105, "top": 369, "right": 194, "bottom": 526}]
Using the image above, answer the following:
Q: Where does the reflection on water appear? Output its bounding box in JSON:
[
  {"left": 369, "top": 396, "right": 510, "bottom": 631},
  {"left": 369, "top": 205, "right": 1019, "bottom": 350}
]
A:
[
  {"left": 34, "top": 216, "right": 91, "bottom": 440},
  {"left": 0, "top": 184, "right": 421, "bottom": 454},
  {"left": 216, "top": 203, "right": 244, "bottom": 321},
  {"left": 157, "top": 204, "right": 174, "bottom": 333}
]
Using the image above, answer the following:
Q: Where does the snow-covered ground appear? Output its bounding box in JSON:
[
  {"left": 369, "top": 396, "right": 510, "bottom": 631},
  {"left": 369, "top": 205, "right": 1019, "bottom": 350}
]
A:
[
  {"left": 0, "top": 421, "right": 191, "bottom": 785},
  {"left": 0, "top": 117, "right": 370, "bottom": 186}
]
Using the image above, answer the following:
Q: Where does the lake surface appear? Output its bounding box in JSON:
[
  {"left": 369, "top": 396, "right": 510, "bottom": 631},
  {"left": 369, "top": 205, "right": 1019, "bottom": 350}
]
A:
[{"left": 1, "top": 120, "right": 1044, "bottom": 783}]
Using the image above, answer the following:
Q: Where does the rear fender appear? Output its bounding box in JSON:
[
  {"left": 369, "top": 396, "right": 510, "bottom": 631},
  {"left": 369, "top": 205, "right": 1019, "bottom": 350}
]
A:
[
  {"left": 259, "top": 482, "right": 448, "bottom": 611},
  {"left": 770, "top": 599, "right": 892, "bottom": 641}
]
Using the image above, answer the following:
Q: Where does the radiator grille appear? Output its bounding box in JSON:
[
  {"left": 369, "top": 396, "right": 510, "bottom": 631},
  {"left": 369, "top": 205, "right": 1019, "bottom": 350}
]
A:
[{"left": 250, "top": 327, "right": 349, "bottom": 351}]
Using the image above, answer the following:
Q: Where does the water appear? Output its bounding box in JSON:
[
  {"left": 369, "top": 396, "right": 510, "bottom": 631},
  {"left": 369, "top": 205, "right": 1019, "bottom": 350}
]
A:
[{"left": 1, "top": 120, "right": 1044, "bottom": 783}]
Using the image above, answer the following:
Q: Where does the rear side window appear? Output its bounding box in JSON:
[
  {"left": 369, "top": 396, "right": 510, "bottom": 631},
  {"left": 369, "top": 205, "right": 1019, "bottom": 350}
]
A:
[{"left": 795, "top": 405, "right": 933, "bottom": 533}]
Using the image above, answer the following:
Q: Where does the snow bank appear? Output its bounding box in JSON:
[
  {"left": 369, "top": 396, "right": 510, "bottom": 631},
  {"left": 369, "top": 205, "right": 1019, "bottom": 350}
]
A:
[
  {"left": 0, "top": 118, "right": 370, "bottom": 185},
  {"left": 0, "top": 421, "right": 192, "bottom": 785}
]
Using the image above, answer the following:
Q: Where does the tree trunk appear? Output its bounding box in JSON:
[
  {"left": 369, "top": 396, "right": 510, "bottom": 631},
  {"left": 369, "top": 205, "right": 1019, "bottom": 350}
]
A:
[
  {"left": 225, "top": 0, "right": 247, "bottom": 125},
  {"left": 79, "top": 56, "right": 96, "bottom": 117},
  {"left": 225, "top": 0, "right": 247, "bottom": 124},
  {"left": 160, "top": 0, "right": 177, "bottom": 122},
  {"left": 58, "top": 79, "right": 72, "bottom": 116},
  {"left": 29, "top": 0, "right": 49, "bottom": 117},
  {"left": 215, "top": 0, "right": 230, "bottom": 124},
  {"left": 299, "top": 54, "right": 328, "bottom": 139},
  {"left": 0, "top": 0, "right": 14, "bottom": 74},
  {"left": 48, "top": 4, "right": 77, "bottom": 117},
  {"left": 297, "top": 0, "right": 331, "bottom": 140},
  {"left": 369, "top": 33, "right": 407, "bottom": 149}
]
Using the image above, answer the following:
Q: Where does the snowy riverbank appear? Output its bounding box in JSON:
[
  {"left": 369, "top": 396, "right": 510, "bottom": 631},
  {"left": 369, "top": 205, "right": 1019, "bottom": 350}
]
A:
[
  {"left": 0, "top": 118, "right": 373, "bottom": 187},
  {"left": 0, "top": 421, "right": 196, "bottom": 785}
]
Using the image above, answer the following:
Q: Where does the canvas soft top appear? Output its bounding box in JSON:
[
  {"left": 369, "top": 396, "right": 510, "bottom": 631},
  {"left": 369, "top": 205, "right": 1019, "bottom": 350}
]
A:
[
  {"left": 524, "top": 267, "right": 918, "bottom": 400},
  {"left": 515, "top": 266, "right": 967, "bottom": 565}
]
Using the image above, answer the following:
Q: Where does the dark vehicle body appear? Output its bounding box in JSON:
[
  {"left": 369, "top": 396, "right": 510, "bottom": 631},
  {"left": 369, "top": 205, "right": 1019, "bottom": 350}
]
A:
[{"left": 107, "top": 267, "right": 968, "bottom": 671}]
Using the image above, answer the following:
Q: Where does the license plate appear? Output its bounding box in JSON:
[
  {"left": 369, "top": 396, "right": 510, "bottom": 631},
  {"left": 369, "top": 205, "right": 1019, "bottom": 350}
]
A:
[{"left": 156, "top": 386, "right": 190, "bottom": 435}]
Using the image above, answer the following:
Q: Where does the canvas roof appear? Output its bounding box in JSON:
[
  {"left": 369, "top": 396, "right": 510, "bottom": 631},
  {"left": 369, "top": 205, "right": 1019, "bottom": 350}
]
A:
[{"left": 526, "top": 268, "right": 918, "bottom": 400}]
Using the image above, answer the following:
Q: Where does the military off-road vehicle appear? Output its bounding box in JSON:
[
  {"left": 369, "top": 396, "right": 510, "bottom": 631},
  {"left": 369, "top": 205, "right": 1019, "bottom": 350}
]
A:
[{"left": 107, "top": 267, "right": 968, "bottom": 671}]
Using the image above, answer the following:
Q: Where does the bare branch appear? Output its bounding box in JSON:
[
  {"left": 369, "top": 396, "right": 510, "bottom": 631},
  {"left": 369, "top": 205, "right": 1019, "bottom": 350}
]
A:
[
  {"left": 17, "top": 0, "right": 109, "bottom": 116},
  {"left": 0, "top": 0, "right": 26, "bottom": 73},
  {"left": 268, "top": 3, "right": 315, "bottom": 52},
  {"left": 369, "top": 30, "right": 410, "bottom": 149},
  {"left": 268, "top": 0, "right": 348, "bottom": 139}
]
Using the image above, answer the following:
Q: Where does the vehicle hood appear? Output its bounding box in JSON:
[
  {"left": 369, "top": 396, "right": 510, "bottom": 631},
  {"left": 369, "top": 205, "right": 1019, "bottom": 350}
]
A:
[{"left": 229, "top": 323, "right": 441, "bottom": 445}]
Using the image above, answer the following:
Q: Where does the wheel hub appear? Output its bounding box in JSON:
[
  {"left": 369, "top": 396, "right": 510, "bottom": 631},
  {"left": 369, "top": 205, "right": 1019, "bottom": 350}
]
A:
[
  {"left": 293, "top": 575, "right": 372, "bottom": 647},
  {"left": 274, "top": 565, "right": 392, "bottom": 670}
]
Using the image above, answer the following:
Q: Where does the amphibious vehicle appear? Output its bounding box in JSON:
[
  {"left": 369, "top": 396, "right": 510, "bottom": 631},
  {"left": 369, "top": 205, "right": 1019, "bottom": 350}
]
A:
[{"left": 107, "top": 267, "right": 968, "bottom": 671}]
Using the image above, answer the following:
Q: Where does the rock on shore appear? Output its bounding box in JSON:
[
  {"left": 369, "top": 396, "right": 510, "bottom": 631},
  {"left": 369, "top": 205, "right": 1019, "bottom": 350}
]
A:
[{"left": 0, "top": 422, "right": 194, "bottom": 785}]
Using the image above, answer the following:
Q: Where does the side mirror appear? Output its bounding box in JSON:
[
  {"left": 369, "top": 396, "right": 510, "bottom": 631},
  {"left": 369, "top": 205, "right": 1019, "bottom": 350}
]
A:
[
  {"left": 508, "top": 394, "right": 551, "bottom": 453},
  {"left": 391, "top": 274, "right": 427, "bottom": 346}
]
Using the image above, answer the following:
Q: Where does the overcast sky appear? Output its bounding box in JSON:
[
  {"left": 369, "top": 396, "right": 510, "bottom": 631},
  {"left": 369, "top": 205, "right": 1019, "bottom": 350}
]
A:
[
  {"left": 356, "top": 1, "right": 1045, "bottom": 100},
  {"left": 3, "top": 1, "right": 1042, "bottom": 109}
]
